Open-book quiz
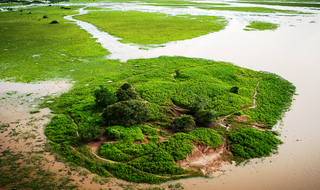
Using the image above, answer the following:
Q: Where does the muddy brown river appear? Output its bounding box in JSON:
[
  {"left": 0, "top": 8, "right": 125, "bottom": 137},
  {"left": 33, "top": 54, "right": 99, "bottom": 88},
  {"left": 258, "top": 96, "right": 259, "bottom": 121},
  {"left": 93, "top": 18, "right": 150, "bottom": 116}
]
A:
[{"left": 1, "top": 1, "right": 320, "bottom": 189}]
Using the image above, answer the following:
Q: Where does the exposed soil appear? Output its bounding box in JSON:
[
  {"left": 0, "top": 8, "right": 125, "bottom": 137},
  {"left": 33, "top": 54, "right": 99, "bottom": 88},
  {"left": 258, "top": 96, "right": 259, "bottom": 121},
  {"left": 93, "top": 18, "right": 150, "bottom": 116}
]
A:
[{"left": 177, "top": 139, "right": 230, "bottom": 176}]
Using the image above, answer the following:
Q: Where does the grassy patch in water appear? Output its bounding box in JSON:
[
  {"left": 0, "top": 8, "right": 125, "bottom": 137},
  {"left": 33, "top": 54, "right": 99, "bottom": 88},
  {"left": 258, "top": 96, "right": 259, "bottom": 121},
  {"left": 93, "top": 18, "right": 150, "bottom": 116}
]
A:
[
  {"left": 198, "top": 6, "right": 310, "bottom": 14},
  {"left": 74, "top": 10, "right": 227, "bottom": 45},
  {"left": 245, "top": 21, "right": 279, "bottom": 31},
  {"left": 0, "top": 5, "right": 109, "bottom": 82}
]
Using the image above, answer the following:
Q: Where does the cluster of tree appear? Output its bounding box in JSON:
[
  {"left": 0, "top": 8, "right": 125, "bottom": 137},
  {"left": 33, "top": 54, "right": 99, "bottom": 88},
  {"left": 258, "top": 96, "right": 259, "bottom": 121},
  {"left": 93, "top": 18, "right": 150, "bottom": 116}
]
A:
[
  {"left": 171, "top": 94, "right": 219, "bottom": 130},
  {"left": 79, "top": 83, "right": 149, "bottom": 140}
]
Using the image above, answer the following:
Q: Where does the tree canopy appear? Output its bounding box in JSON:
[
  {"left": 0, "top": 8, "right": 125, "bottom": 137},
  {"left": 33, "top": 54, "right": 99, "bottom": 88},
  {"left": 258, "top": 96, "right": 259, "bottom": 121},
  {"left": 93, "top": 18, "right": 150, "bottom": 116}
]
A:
[{"left": 103, "top": 100, "right": 150, "bottom": 127}]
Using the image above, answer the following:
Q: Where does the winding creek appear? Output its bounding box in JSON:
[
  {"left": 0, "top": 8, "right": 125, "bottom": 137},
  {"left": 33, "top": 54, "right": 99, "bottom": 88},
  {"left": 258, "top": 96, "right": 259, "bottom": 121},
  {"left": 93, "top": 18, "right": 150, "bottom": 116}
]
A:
[{"left": 1, "top": 1, "right": 320, "bottom": 189}]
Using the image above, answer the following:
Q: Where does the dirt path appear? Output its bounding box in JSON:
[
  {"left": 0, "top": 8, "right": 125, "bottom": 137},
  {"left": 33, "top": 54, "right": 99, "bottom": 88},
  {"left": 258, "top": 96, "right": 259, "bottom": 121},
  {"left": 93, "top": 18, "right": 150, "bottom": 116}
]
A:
[{"left": 217, "top": 76, "right": 261, "bottom": 129}]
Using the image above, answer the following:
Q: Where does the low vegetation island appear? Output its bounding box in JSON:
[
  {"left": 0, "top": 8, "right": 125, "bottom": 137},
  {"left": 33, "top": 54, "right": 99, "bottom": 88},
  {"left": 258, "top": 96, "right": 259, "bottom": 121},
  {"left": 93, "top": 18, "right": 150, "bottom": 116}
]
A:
[{"left": 0, "top": 1, "right": 297, "bottom": 187}]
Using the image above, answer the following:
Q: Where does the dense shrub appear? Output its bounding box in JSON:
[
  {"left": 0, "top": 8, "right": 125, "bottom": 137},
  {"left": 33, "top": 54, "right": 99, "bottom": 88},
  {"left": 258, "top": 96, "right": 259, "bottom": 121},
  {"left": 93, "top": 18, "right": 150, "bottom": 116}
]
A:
[
  {"left": 172, "top": 115, "right": 195, "bottom": 130},
  {"left": 103, "top": 162, "right": 169, "bottom": 184},
  {"left": 195, "top": 109, "right": 219, "bottom": 124},
  {"left": 94, "top": 85, "right": 117, "bottom": 108},
  {"left": 50, "top": 20, "right": 58, "bottom": 24},
  {"left": 79, "top": 127, "right": 103, "bottom": 141},
  {"left": 228, "top": 128, "right": 282, "bottom": 162},
  {"left": 230, "top": 86, "right": 239, "bottom": 94},
  {"left": 116, "top": 88, "right": 138, "bottom": 102},
  {"left": 128, "top": 150, "right": 187, "bottom": 175},
  {"left": 189, "top": 94, "right": 211, "bottom": 113},
  {"left": 189, "top": 128, "right": 223, "bottom": 148},
  {"left": 45, "top": 114, "right": 77, "bottom": 143},
  {"left": 103, "top": 101, "right": 150, "bottom": 126}
]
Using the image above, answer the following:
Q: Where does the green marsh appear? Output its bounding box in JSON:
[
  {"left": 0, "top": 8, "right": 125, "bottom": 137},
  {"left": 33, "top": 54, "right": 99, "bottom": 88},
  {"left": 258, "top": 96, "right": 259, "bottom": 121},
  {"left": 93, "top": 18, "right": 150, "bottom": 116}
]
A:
[{"left": 74, "top": 10, "right": 227, "bottom": 45}]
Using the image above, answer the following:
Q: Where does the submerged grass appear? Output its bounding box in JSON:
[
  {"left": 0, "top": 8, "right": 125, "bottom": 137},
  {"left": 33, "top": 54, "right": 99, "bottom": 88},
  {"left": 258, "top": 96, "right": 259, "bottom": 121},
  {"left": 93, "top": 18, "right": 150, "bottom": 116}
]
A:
[
  {"left": 74, "top": 10, "right": 227, "bottom": 45},
  {"left": 245, "top": 21, "right": 279, "bottom": 31}
]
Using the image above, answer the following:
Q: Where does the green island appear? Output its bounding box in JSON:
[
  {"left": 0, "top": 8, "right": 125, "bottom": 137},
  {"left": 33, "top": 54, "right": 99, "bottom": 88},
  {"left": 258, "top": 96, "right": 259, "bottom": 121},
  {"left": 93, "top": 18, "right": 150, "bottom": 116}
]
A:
[
  {"left": 244, "top": 21, "right": 279, "bottom": 31},
  {"left": 73, "top": 11, "right": 227, "bottom": 45},
  {"left": 0, "top": 2, "right": 297, "bottom": 188}
]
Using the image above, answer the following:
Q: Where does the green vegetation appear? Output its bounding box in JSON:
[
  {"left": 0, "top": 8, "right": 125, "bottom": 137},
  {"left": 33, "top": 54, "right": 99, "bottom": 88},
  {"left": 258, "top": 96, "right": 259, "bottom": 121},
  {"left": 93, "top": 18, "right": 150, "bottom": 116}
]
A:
[
  {"left": 1, "top": 3, "right": 297, "bottom": 185},
  {"left": 79, "top": 126, "right": 104, "bottom": 141},
  {"left": 74, "top": 11, "right": 227, "bottom": 45},
  {"left": 116, "top": 83, "right": 138, "bottom": 101},
  {"left": 94, "top": 85, "right": 117, "bottom": 108},
  {"left": 103, "top": 162, "right": 169, "bottom": 184},
  {"left": 245, "top": 21, "right": 279, "bottom": 31},
  {"left": 0, "top": 5, "right": 109, "bottom": 83},
  {"left": 195, "top": 109, "right": 219, "bottom": 124},
  {"left": 198, "top": 6, "right": 309, "bottom": 14},
  {"left": 103, "top": 100, "right": 151, "bottom": 126},
  {"left": 189, "top": 127, "right": 223, "bottom": 148},
  {"left": 228, "top": 128, "right": 282, "bottom": 164},
  {"left": 172, "top": 115, "right": 195, "bottom": 130},
  {"left": 243, "top": 72, "right": 296, "bottom": 128},
  {"left": 128, "top": 150, "right": 187, "bottom": 175}
]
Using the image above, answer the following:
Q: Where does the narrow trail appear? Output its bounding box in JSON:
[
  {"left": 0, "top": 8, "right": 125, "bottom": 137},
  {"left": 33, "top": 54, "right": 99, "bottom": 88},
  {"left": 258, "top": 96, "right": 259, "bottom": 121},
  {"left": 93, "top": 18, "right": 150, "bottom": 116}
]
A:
[{"left": 217, "top": 76, "right": 261, "bottom": 129}]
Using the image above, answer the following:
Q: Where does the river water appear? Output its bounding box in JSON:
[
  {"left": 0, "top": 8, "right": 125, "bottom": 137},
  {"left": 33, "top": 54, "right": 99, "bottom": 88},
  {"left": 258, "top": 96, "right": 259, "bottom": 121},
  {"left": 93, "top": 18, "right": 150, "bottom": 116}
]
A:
[
  {"left": 2, "top": 1, "right": 320, "bottom": 189},
  {"left": 65, "top": 2, "right": 320, "bottom": 189}
]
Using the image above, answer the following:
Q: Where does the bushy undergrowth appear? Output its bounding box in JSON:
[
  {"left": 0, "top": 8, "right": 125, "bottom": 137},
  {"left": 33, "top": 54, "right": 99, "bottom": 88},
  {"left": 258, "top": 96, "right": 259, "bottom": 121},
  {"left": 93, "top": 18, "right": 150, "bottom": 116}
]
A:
[
  {"left": 128, "top": 150, "right": 187, "bottom": 175},
  {"left": 189, "top": 128, "right": 223, "bottom": 148},
  {"left": 228, "top": 128, "right": 282, "bottom": 164},
  {"left": 103, "top": 162, "right": 169, "bottom": 184},
  {"left": 244, "top": 72, "right": 296, "bottom": 128},
  {"left": 44, "top": 114, "right": 77, "bottom": 143}
]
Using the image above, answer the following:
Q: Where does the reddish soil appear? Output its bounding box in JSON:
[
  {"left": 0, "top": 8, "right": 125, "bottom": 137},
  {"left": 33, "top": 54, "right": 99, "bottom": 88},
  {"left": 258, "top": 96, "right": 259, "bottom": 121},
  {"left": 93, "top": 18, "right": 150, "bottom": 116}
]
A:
[{"left": 177, "top": 139, "right": 230, "bottom": 176}]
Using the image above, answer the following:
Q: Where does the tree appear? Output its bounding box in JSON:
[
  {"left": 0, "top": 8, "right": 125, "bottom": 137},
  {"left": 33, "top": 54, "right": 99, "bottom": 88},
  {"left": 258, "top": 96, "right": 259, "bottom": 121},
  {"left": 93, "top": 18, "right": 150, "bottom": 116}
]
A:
[
  {"left": 230, "top": 86, "right": 239, "bottom": 94},
  {"left": 116, "top": 83, "right": 138, "bottom": 102},
  {"left": 79, "top": 127, "right": 104, "bottom": 141},
  {"left": 94, "top": 86, "right": 117, "bottom": 108},
  {"left": 103, "top": 100, "right": 150, "bottom": 127},
  {"left": 172, "top": 115, "right": 195, "bottom": 130},
  {"left": 195, "top": 109, "right": 219, "bottom": 124},
  {"left": 189, "top": 94, "right": 211, "bottom": 113}
]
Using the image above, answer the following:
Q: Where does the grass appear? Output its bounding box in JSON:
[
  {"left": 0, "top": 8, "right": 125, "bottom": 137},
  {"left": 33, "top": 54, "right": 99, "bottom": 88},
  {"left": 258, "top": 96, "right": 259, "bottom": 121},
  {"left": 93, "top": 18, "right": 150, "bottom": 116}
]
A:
[
  {"left": 74, "top": 11, "right": 227, "bottom": 45},
  {"left": 245, "top": 21, "right": 279, "bottom": 31},
  {"left": 0, "top": 5, "right": 109, "bottom": 83},
  {"left": 198, "top": 6, "right": 310, "bottom": 14}
]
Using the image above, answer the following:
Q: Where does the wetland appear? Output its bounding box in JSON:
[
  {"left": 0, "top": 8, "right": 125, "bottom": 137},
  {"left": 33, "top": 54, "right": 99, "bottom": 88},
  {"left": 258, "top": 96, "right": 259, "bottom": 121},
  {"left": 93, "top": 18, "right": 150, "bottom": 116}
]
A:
[{"left": 1, "top": 0, "right": 320, "bottom": 189}]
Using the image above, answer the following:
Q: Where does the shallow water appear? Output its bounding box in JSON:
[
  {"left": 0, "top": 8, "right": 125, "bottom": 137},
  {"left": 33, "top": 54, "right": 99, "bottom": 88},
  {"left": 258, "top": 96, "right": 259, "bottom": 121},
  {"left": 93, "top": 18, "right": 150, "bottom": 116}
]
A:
[{"left": 66, "top": 3, "right": 320, "bottom": 189}]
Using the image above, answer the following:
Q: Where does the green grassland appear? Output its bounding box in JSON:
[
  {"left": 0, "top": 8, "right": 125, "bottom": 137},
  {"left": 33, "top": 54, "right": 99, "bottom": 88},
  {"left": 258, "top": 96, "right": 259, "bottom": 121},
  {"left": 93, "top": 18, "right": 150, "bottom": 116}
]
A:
[
  {"left": 0, "top": 5, "right": 109, "bottom": 82},
  {"left": 198, "top": 6, "right": 310, "bottom": 14},
  {"left": 73, "top": 11, "right": 227, "bottom": 45},
  {"left": 0, "top": 4, "right": 296, "bottom": 186},
  {"left": 245, "top": 21, "right": 279, "bottom": 31}
]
